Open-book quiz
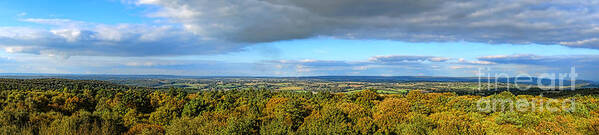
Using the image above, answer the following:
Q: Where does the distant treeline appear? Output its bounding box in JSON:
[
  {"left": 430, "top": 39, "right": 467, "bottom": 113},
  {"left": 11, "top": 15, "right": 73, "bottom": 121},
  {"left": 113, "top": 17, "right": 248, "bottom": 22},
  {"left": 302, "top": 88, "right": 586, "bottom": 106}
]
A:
[
  {"left": 1, "top": 78, "right": 597, "bottom": 98},
  {"left": 440, "top": 88, "right": 599, "bottom": 98},
  {"left": 0, "top": 78, "right": 138, "bottom": 91}
]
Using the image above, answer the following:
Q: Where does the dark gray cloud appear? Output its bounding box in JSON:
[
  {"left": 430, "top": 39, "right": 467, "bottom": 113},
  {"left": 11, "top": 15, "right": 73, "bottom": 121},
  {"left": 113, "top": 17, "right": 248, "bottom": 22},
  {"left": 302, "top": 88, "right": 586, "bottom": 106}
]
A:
[{"left": 139, "top": 0, "right": 599, "bottom": 49}]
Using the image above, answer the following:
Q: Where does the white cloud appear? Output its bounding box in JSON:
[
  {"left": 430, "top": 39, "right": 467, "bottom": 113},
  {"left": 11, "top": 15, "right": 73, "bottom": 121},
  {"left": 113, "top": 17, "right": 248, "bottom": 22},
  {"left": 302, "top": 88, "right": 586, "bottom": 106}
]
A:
[
  {"left": 50, "top": 29, "right": 83, "bottom": 42},
  {"left": 3, "top": 46, "right": 31, "bottom": 53},
  {"left": 560, "top": 38, "right": 599, "bottom": 47},
  {"left": 369, "top": 55, "right": 450, "bottom": 63},
  {"left": 456, "top": 58, "right": 496, "bottom": 65},
  {"left": 17, "top": 12, "right": 27, "bottom": 17},
  {"left": 0, "top": 19, "right": 244, "bottom": 57},
  {"left": 449, "top": 65, "right": 475, "bottom": 70},
  {"left": 21, "top": 18, "right": 87, "bottom": 28}
]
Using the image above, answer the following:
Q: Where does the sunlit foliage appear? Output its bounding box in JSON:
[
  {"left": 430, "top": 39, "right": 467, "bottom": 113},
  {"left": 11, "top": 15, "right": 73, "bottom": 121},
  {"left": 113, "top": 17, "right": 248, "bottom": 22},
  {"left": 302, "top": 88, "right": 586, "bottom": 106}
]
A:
[{"left": 0, "top": 79, "right": 597, "bottom": 134}]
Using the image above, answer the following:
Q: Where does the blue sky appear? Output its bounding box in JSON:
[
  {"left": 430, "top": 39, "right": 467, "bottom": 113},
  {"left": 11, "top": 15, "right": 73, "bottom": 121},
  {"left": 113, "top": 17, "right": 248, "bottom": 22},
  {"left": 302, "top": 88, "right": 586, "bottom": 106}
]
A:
[
  {"left": 1, "top": 0, "right": 599, "bottom": 80},
  {"left": 0, "top": 0, "right": 153, "bottom": 25}
]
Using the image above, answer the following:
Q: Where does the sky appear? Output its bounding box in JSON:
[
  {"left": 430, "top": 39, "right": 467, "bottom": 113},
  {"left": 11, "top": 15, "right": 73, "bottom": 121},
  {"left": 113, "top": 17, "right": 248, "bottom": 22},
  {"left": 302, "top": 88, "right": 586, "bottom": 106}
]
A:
[{"left": 1, "top": 0, "right": 599, "bottom": 80}]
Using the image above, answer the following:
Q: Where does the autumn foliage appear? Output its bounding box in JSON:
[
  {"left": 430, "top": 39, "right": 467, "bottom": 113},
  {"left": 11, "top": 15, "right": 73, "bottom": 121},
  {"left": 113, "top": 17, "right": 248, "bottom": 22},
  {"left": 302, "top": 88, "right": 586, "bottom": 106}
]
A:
[{"left": 0, "top": 79, "right": 598, "bottom": 134}]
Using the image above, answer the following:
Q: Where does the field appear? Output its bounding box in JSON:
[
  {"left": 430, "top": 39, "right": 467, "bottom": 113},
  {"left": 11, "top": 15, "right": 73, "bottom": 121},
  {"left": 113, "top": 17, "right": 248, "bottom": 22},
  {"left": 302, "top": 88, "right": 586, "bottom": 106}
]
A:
[{"left": 109, "top": 78, "right": 597, "bottom": 97}]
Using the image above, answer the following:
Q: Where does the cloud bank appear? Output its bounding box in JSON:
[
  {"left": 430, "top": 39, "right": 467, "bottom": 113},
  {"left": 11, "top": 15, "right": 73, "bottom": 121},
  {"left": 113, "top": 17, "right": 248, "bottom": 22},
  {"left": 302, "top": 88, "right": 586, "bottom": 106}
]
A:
[
  {"left": 139, "top": 0, "right": 599, "bottom": 48},
  {"left": 1, "top": 0, "right": 598, "bottom": 58}
]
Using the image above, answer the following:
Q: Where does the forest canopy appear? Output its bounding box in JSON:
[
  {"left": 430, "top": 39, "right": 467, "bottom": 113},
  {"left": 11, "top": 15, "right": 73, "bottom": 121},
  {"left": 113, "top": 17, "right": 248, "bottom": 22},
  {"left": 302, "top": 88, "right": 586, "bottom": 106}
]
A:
[{"left": 0, "top": 78, "right": 597, "bottom": 134}]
